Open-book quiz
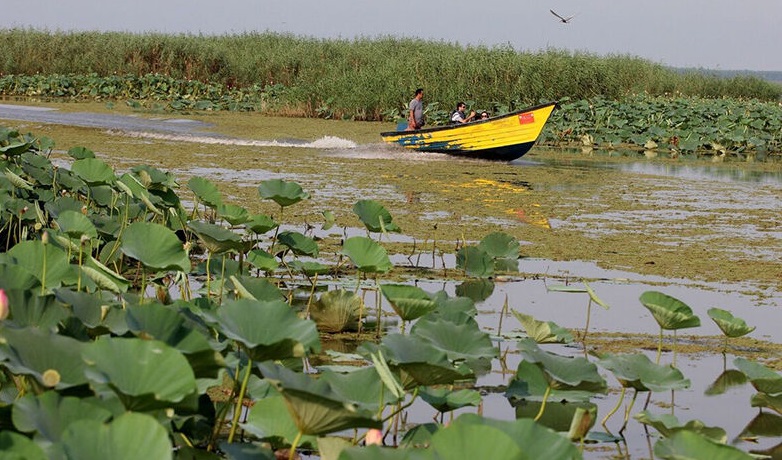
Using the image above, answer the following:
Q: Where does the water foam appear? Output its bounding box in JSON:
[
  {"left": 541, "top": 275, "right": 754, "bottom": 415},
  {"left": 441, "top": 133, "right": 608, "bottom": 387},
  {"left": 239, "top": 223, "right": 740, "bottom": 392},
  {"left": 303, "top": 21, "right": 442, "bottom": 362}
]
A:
[{"left": 110, "top": 130, "right": 357, "bottom": 149}]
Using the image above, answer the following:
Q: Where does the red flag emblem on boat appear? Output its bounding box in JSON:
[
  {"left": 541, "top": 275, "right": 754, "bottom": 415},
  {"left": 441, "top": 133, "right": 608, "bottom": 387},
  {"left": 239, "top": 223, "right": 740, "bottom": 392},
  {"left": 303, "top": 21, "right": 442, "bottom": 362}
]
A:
[{"left": 518, "top": 113, "right": 534, "bottom": 124}]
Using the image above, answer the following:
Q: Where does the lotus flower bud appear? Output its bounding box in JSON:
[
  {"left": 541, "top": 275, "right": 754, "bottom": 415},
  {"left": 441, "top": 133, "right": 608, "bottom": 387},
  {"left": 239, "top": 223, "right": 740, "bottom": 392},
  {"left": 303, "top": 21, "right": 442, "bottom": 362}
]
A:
[
  {"left": 0, "top": 289, "right": 8, "bottom": 320},
  {"left": 365, "top": 428, "right": 383, "bottom": 446},
  {"left": 41, "top": 231, "right": 49, "bottom": 245}
]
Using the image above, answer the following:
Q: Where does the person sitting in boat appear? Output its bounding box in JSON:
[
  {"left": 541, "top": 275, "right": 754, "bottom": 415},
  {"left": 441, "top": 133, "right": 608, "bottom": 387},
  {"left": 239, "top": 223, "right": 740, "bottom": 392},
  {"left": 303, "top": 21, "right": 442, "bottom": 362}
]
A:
[
  {"left": 479, "top": 111, "right": 490, "bottom": 120},
  {"left": 450, "top": 102, "right": 476, "bottom": 124}
]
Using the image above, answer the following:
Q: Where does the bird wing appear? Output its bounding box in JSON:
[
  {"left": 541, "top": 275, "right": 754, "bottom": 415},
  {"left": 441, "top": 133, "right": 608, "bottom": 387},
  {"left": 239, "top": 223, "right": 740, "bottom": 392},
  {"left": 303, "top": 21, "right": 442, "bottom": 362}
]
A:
[{"left": 549, "top": 9, "right": 566, "bottom": 20}]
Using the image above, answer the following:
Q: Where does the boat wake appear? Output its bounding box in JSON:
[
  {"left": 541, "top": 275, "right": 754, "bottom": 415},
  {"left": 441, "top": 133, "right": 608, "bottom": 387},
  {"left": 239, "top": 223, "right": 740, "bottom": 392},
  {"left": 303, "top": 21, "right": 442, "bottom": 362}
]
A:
[{"left": 108, "top": 129, "right": 358, "bottom": 149}]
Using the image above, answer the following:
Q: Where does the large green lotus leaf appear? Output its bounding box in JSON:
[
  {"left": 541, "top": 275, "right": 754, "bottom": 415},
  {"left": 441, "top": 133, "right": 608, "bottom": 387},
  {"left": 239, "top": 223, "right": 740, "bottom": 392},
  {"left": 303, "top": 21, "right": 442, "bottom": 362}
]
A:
[
  {"left": 360, "top": 334, "right": 472, "bottom": 387},
  {"left": 431, "top": 413, "right": 581, "bottom": 460},
  {"left": 338, "top": 445, "right": 434, "bottom": 460},
  {"left": 634, "top": 410, "right": 727, "bottom": 443},
  {"left": 431, "top": 291, "right": 477, "bottom": 317},
  {"left": 125, "top": 303, "right": 225, "bottom": 379},
  {"left": 228, "top": 276, "right": 285, "bottom": 302},
  {"left": 653, "top": 430, "right": 753, "bottom": 460},
  {"left": 0, "top": 139, "right": 35, "bottom": 157},
  {"left": 55, "top": 168, "right": 88, "bottom": 194},
  {"left": 246, "top": 249, "right": 280, "bottom": 272},
  {"left": 12, "top": 391, "right": 112, "bottom": 443},
  {"left": 257, "top": 362, "right": 382, "bottom": 436},
  {"left": 583, "top": 281, "right": 610, "bottom": 309},
  {"left": 288, "top": 260, "right": 330, "bottom": 276},
  {"left": 420, "top": 386, "right": 482, "bottom": 413},
  {"left": 341, "top": 236, "right": 392, "bottom": 274},
  {"left": 60, "top": 412, "right": 172, "bottom": 460},
  {"left": 320, "top": 366, "right": 401, "bottom": 411},
  {"left": 55, "top": 288, "right": 120, "bottom": 329},
  {"left": 507, "top": 361, "right": 594, "bottom": 403},
  {"left": 8, "top": 239, "right": 72, "bottom": 290},
  {"left": 546, "top": 284, "right": 587, "bottom": 294},
  {"left": 71, "top": 158, "right": 116, "bottom": 185},
  {"left": 245, "top": 214, "right": 278, "bottom": 234},
  {"left": 704, "top": 369, "right": 748, "bottom": 396},
  {"left": 0, "top": 326, "right": 87, "bottom": 389},
  {"left": 310, "top": 289, "right": 362, "bottom": 333},
  {"left": 131, "top": 164, "right": 178, "bottom": 189},
  {"left": 639, "top": 291, "right": 701, "bottom": 330},
  {"left": 478, "top": 232, "right": 520, "bottom": 259},
  {"left": 707, "top": 307, "right": 755, "bottom": 338},
  {"left": 380, "top": 284, "right": 436, "bottom": 321},
  {"left": 187, "top": 220, "right": 246, "bottom": 254},
  {"left": 258, "top": 179, "right": 309, "bottom": 208},
  {"left": 82, "top": 255, "right": 130, "bottom": 294},
  {"left": 216, "top": 203, "right": 250, "bottom": 225},
  {"left": 211, "top": 299, "right": 320, "bottom": 361},
  {"left": 4, "top": 290, "right": 68, "bottom": 329},
  {"left": 455, "top": 246, "right": 494, "bottom": 278},
  {"left": 0, "top": 262, "right": 39, "bottom": 290},
  {"left": 517, "top": 338, "right": 607, "bottom": 393},
  {"left": 597, "top": 353, "right": 690, "bottom": 392},
  {"left": 734, "top": 357, "right": 782, "bottom": 394},
  {"left": 55, "top": 210, "right": 98, "bottom": 239},
  {"left": 512, "top": 398, "right": 596, "bottom": 434},
  {"left": 512, "top": 311, "right": 574, "bottom": 344},
  {"left": 352, "top": 199, "right": 400, "bottom": 233},
  {"left": 82, "top": 337, "right": 197, "bottom": 411},
  {"left": 411, "top": 317, "right": 498, "bottom": 363},
  {"left": 243, "top": 394, "right": 317, "bottom": 449},
  {"left": 737, "top": 412, "right": 782, "bottom": 439},
  {"left": 751, "top": 393, "right": 782, "bottom": 415},
  {"left": 219, "top": 441, "right": 276, "bottom": 460},
  {"left": 454, "top": 278, "right": 494, "bottom": 302},
  {"left": 188, "top": 176, "right": 223, "bottom": 208},
  {"left": 67, "top": 146, "right": 95, "bottom": 160},
  {"left": 0, "top": 431, "right": 46, "bottom": 460},
  {"left": 277, "top": 231, "right": 319, "bottom": 257},
  {"left": 120, "top": 221, "right": 191, "bottom": 273}
]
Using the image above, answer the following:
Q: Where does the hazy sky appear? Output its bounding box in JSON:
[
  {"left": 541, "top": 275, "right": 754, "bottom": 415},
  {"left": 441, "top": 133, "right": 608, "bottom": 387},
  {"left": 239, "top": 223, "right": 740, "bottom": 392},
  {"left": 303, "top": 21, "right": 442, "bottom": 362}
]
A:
[{"left": 4, "top": 0, "right": 781, "bottom": 71}]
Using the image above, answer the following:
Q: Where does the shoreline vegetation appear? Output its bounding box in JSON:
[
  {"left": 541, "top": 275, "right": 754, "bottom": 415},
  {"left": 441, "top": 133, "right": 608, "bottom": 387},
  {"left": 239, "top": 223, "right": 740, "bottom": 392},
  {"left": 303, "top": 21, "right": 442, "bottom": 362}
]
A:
[{"left": 1, "top": 29, "right": 781, "bottom": 158}]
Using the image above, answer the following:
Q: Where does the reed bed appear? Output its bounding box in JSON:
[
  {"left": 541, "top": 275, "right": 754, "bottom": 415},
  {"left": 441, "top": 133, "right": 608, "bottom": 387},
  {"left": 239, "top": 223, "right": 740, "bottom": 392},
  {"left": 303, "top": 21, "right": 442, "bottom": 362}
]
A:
[{"left": 1, "top": 29, "right": 779, "bottom": 121}]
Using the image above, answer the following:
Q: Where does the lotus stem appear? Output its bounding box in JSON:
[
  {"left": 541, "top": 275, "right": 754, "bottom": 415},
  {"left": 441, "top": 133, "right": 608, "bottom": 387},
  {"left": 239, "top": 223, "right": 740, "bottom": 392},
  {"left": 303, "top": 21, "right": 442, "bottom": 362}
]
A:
[
  {"left": 620, "top": 389, "right": 640, "bottom": 434},
  {"left": 41, "top": 231, "right": 48, "bottom": 295},
  {"left": 227, "top": 357, "right": 253, "bottom": 443},
  {"left": 534, "top": 385, "right": 552, "bottom": 422},
  {"left": 656, "top": 327, "right": 663, "bottom": 364},
  {"left": 601, "top": 386, "right": 626, "bottom": 428},
  {"left": 497, "top": 294, "right": 509, "bottom": 336},
  {"left": 673, "top": 330, "right": 678, "bottom": 367},
  {"left": 218, "top": 254, "right": 226, "bottom": 305},
  {"left": 583, "top": 298, "right": 593, "bottom": 344},
  {"left": 375, "top": 288, "right": 382, "bottom": 339},
  {"left": 205, "top": 252, "right": 212, "bottom": 299},
  {"left": 288, "top": 431, "right": 303, "bottom": 460},
  {"left": 304, "top": 273, "right": 318, "bottom": 319}
]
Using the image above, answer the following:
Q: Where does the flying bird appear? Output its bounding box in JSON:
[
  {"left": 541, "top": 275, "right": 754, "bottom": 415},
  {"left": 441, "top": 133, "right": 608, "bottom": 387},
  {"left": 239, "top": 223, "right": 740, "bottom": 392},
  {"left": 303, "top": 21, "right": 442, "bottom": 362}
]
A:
[{"left": 550, "top": 9, "right": 575, "bottom": 23}]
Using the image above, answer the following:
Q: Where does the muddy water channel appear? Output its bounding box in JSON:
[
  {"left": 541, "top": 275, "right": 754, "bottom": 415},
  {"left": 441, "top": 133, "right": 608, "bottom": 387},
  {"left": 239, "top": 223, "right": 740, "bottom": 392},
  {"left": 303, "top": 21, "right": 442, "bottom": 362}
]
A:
[{"left": 2, "top": 104, "right": 782, "bottom": 458}]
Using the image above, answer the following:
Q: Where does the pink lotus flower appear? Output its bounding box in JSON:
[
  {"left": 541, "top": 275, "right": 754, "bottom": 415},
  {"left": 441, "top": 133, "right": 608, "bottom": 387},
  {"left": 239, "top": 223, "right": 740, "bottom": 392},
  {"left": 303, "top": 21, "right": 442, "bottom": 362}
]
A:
[
  {"left": 0, "top": 289, "right": 8, "bottom": 320},
  {"left": 365, "top": 428, "right": 383, "bottom": 446}
]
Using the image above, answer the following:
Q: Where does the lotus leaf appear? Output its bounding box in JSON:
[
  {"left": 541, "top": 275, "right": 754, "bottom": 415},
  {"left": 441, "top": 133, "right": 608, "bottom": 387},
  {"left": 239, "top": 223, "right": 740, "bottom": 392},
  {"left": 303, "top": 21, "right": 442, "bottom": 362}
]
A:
[
  {"left": 245, "top": 214, "right": 278, "bottom": 234},
  {"left": 704, "top": 370, "right": 748, "bottom": 396},
  {"left": 12, "top": 391, "right": 112, "bottom": 443},
  {"left": 4, "top": 290, "right": 68, "bottom": 329},
  {"left": 513, "top": 399, "right": 596, "bottom": 434},
  {"left": 431, "top": 413, "right": 581, "bottom": 460},
  {"left": 67, "top": 146, "right": 95, "bottom": 160},
  {"left": 455, "top": 246, "right": 493, "bottom": 278},
  {"left": 82, "top": 337, "right": 198, "bottom": 411},
  {"left": 707, "top": 307, "right": 755, "bottom": 338},
  {"left": 477, "top": 231, "right": 519, "bottom": 259},
  {"left": 246, "top": 249, "right": 279, "bottom": 272},
  {"left": 517, "top": 338, "right": 607, "bottom": 394},
  {"left": 352, "top": 199, "right": 400, "bottom": 233},
  {"left": 120, "top": 222, "right": 191, "bottom": 272},
  {"left": 379, "top": 284, "right": 436, "bottom": 321},
  {"left": 597, "top": 353, "right": 690, "bottom": 392},
  {"left": 751, "top": 393, "right": 782, "bottom": 415},
  {"left": 653, "top": 430, "right": 752, "bottom": 460},
  {"left": 512, "top": 311, "right": 574, "bottom": 344},
  {"left": 733, "top": 357, "right": 782, "bottom": 395},
  {"left": 187, "top": 220, "right": 246, "bottom": 254},
  {"left": 60, "top": 412, "right": 173, "bottom": 460},
  {"left": 215, "top": 203, "right": 250, "bottom": 225},
  {"left": 55, "top": 210, "right": 98, "bottom": 239},
  {"left": 338, "top": 444, "right": 433, "bottom": 460},
  {"left": 419, "top": 387, "right": 482, "bottom": 413},
  {"left": 243, "top": 395, "right": 317, "bottom": 449},
  {"left": 320, "top": 366, "right": 401, "bottom": 410},
  {"left": 125, "top": 303, "right": 225, "bottom": 379},
  {"left": 257, "top": 362, "right": 382, "bottom": 436},
  {"left": 70, "top": 158, "right": 116, "bottom": 185},
  {"left": 341, "top": 236, "right": 392, "bottom": 273},
  {"left": 131, "top": 164, "right": 178, "bottom": 189},
  {"left": 507, "top": 361, "right": 595, "bottom": 403},
  {"left": 639, "top": 291, "right": 700, "bottom": 330},
  {"left": 228, "top": 276, "right": 285, "bottom": 302},
  {"left": 188, "top": 176, "right": 223, "bottom": 208},
  {"left": 310, "top": 289, "right": 362, "bottom": 333},
  {"left": 634, "top": 410, "right": 727, "bottom": 443},
  {"left": 8, "top": 240, "right": 72, "bottom": 290},
  {"left": 219, "top": 442, "right": 276, "bottom": 460},
  {"left": 288, "top": 260, "right": 330, "bottom": 276},
  {"left": 210, "top": 299, "right": 320, "bottom": 361},
  {"left": 738, "top": 412, "right": 782, "bottom": 439},
  {"left": 454, "top": 279, "right": 494, "bottom": 302},
  {"left": 82, "top": 256, "right": 130, "bottom": 294},
  {"left": 277, "top": 231, "right": 319, "bottom": 257},
  {"left": 0, "top": 327, "right": 87, "bottom": 389},
  {"left": 411, "top": 316, "right": 499, "bottom": 364},
  {"left": 431, "top": 291, "right": 477, "bottom": 317},
  {"left": 258, "top": 179, "right": 309, "bottom": 208},
  {"left": 0, "top": 139, "right": 36, "bottom": 157},
  {"left": 321, "top": 209, "right": 336, "bottom": 230},
  {"left": 0, "top": 431, "right": 46, "bottom": 460},
  {"left": 0, "top": 263, "right": 39, "bottom": 290}
]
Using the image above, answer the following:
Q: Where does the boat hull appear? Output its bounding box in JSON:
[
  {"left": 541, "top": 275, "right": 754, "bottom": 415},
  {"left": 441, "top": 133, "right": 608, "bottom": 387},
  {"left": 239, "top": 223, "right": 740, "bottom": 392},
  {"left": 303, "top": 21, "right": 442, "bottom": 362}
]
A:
[{"left": 381, "top": 102, "right": 556, "bottom": 161}]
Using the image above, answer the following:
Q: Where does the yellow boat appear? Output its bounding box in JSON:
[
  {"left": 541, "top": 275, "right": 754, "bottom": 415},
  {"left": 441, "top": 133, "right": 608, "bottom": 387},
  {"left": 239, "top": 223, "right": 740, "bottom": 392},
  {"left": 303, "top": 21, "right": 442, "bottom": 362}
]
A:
[{"left": 381, "top": 102, "right": 557, "bottom": 161}]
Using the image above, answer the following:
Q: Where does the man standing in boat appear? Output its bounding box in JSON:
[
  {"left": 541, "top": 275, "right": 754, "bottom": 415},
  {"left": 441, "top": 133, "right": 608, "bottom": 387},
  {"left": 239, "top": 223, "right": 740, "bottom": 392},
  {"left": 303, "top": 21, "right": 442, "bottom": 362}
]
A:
[
  {"left": 407, "top": 88, "right": 425, "bottom": 130},
  {"left": 450, "top": 102, "right": 476, "bottom": 124}
]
